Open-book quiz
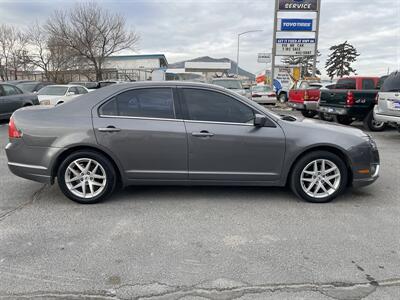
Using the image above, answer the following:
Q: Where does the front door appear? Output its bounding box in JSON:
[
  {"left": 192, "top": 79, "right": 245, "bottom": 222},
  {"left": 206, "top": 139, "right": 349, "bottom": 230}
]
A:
[
  {"left": 179, "top": 87, "right": 285, "bottom": 182},
  {"left": 93, "top": 87, "right": 188, "bottom": 180}
]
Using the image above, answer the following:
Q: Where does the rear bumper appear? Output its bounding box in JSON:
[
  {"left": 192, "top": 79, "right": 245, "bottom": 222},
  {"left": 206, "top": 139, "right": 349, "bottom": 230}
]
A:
[
  {"left": 5, "top": 141, "right": 62, "bottom": 184},
  {"left": 374, "top": 106, "right": 400, "bottom": 124},
  {"left": 252, "top": 97, "right": 276, "bottom": 104},
  {"left": 7, "top": 161, "right": 52, "bottom": 184},
  {"left": 288, "top": 101, "right": 318, "bottom": 111},
  {"left": 318, "top": 106, "right": 348, "bottom": 115}
]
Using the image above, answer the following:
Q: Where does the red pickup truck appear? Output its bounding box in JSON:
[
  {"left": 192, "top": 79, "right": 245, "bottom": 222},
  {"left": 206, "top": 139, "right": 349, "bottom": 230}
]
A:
[{"left": 288, "top": 81, "right": 333, "bottom": 118}]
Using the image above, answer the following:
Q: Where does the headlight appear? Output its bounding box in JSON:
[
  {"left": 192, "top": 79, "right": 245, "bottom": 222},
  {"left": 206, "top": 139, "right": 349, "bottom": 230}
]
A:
[{"left": 40, "top": 100, "right": 51, "bottom": 105}]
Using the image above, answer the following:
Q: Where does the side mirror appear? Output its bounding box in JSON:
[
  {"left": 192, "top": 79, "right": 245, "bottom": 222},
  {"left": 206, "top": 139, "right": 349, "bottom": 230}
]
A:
[
  {"left": 254, "top": 114, "right": 267, "bottom": 127},
  {"left": 66, "top": 91, "right": 76, "bottom": 96}
]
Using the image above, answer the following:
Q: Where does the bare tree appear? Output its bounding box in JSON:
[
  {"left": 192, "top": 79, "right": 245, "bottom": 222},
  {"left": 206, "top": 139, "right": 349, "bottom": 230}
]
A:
[
  {"left": 46, "top": 2, "right": 140, "bottom": 81},
  {"left": 0, "top": 24, "right": 28, "bottom": 80},
  {"left": 27, "top": 22, "right": 78, "bottom": 82}
]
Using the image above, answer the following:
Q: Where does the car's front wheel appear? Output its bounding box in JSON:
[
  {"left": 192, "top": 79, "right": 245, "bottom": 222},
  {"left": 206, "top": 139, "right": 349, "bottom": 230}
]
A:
[
  {"left": 57, "top": 150, "right": 117, "bottom": 204},
  {"left": 290, "top": 151, "right": 348, "bottom": 203}
]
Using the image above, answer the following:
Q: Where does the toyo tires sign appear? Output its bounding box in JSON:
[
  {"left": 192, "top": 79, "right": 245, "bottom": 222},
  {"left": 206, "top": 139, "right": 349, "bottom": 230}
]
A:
[{"left": 279, "top": 0, "right": 318, "bottom": 11}]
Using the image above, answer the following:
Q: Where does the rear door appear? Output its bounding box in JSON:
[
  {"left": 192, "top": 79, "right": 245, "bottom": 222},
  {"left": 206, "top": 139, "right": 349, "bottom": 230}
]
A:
[
  {"left": 92, "top": 87, "right": 188, "bottom": 180},
  {"left": 179, "top": 87, "right": 285, "bottom": 182},
  {"left": 1, "top": 84, "right": 24, "bottom": 114}
]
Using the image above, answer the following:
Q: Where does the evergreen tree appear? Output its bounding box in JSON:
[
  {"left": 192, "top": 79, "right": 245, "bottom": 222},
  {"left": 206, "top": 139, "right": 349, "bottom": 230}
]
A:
[
  {"left": 281, "top": 51, "right": 321, "bottom": 78},
  {"left": 325, "top": 41, "right": 360, "bottom": 79}
]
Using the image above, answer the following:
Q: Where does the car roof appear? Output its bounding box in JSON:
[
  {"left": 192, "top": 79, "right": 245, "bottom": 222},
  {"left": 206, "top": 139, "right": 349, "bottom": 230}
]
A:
[{"left": 211, "top": 78, "right": 240, "bottom": 81}]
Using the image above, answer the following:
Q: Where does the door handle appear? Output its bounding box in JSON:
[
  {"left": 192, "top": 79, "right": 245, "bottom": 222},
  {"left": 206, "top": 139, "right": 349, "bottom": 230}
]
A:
[
  {"left": 98, "top": 126, "right": 121, "bottom": 132},
  {"left": 192, "top": 131, "right": 214, "bottom": 138}
]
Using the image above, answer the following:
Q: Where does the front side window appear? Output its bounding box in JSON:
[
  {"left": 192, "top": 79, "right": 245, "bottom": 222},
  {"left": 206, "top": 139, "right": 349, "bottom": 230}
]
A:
[
  {"left": 182, "top": 88, "right": 254, "bottom": 124},
  {"left": 76, "top": 87, "right": 88, "bottom": 94},
  {"left": 99, "top": 88, "right": 175, "bottom": 119}
]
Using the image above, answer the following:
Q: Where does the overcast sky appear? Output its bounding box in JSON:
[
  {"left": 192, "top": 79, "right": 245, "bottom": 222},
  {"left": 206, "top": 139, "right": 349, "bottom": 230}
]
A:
[{"left": 0, "top": 0, "right": 399, "bottom": 78}]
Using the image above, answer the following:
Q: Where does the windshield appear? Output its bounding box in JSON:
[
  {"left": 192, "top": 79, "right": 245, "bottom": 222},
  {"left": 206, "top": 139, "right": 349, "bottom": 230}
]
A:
[
  {"left": 212, "top": 80, "right": 243, "bottom": 90},
  {"left": 38, "top": 86, "right": 68, "bottom": 96},
  {"left": 17, "top": 83, "right": 37, "bottom": 93}
]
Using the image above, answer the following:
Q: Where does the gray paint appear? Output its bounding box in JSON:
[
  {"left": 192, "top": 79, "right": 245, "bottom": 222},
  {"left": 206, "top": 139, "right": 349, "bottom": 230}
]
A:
[{"left": 5, "top": 81, "right": 379, "bottom": 190}]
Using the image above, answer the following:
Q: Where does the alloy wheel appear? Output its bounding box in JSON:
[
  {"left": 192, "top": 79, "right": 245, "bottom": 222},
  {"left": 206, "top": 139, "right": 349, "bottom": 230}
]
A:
[
  {"left": 300, "top": 159, "right": 341, "bottom": 199},
  {"left": 64, "top": 158, "right": 107, "bottom": 199}
]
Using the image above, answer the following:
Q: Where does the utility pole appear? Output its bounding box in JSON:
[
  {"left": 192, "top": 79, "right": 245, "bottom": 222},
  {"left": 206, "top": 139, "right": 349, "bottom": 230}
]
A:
[{"left": 236, "top": 30, "right": 263, "bottom": 77}]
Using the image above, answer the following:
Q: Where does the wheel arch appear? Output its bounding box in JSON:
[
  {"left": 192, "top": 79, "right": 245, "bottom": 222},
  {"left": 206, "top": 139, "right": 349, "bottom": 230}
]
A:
[
  {"left": 285, "top": 145, "right": 353, "bottom": 187},
  {"left": 50, "top": 145, "right": 124, "bottom": 186}
]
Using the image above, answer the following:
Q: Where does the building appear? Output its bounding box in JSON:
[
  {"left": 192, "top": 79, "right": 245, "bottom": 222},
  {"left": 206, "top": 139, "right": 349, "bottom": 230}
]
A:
[{"left": 103, "top": 54, "right": 168, "bottom": 81}]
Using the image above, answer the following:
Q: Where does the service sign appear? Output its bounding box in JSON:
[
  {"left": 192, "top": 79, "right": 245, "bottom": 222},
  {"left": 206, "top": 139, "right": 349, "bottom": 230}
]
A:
[
  {"left": 281, "top": 19, "right": 313, "bottom": 31},
  {"left": 276, "top": 38, "right": 315, "bottom": 56},
  {"left": 279, "top": 0, "right": 318, "bottom": 11}
]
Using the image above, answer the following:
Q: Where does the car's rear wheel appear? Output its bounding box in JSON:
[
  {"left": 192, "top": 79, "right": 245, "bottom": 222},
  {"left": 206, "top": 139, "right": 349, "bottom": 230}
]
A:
[
  {"left": 290, "top": 151, "right": 348, "bottom": 203},
  {"left": 318, "top": 112, "right": 334, "bottom": 122},
  {"left": 364, "top": 110, "right": 386, "bottom": 132},
  {"left": 57, "top": 150, "right": 117, "bottom": 204},
  {"left": 301, "top": 110, "right": 317, "bottom": 118}
]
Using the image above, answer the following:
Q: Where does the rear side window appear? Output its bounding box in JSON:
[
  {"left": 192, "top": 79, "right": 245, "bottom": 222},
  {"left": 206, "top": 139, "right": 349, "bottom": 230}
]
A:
[
  {"left": 335, "top": 79, "right": 356, "bottom": 90},
  {"left": 381, "top": 73, "right": 400, "bottom": 92},
  {"left": 182, "top": 88, "right": 254, "bottom": 124},
  {"left": 76, "top": 87, "right": 88, "bottom": 94},
  {"left": 362, "top": 79, "right": 376, "bottom": 90},
  {"left": 2, "top": 84, "right": 21, "bottom": 96},
  {"left": 99, "top": 88, "right": 175, "bottom": 119}
]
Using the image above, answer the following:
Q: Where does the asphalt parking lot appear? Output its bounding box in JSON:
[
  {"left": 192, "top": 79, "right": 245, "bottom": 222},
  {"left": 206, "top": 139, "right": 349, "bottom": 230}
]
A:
[{"left": 0, "top": 113, "right": 399, "bottom": 300}]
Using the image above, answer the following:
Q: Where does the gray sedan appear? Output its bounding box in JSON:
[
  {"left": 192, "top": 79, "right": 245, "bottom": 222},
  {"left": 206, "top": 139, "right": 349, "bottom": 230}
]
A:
[
  {"left": 0, "top": 83, "right": 39, "bottom": 120},
  {"left": 5, "top": 82, "right": 380, "bottom": 204}
]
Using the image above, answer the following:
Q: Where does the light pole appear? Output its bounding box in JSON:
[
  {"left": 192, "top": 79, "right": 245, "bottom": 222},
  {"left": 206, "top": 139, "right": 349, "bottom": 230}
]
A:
[{"left": 236, "top": 30, "right": 263, "bottom": 77}]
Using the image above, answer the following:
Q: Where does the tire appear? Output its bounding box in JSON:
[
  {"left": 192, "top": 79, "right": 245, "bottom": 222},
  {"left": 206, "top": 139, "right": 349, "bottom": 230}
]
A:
[
  {"left": 278, "top": 93, "right": 288, "bottom": 103},
  {"left": 334, "top": 115, "right": 353, "bottom": 126},
  {"left": 363, "top": 110, "right": 386, "bottom": 132},
  {"left": 290, "top": 151, "right": 348, "bottom": 203},
  {"left": 57, "top": 150, "right": 117, "bottom": 204},
  {"left": 318, "top": 112, "right": 334, "bottom": 122},
  {"left": 301, "top": 110, "right": 318, "bottom": 118}
]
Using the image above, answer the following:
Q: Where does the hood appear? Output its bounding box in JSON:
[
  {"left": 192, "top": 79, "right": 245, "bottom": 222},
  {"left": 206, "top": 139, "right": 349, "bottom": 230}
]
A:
[{"left": 282, "top": 116, "right": 368, "bottom": 138}]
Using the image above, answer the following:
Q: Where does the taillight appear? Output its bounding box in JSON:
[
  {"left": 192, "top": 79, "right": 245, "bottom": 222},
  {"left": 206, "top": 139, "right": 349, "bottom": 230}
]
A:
[
  {"left": 8, "top": 117, "right": 22, "bottom": 139},
  {"left": 375, "top": 93, "right": 379, "bottom": 104},
  {"left": 304, "top": 90, "right": 309, "bottom": 100},
  {"left": 346, "top": 91, "right": 354, "bottom": 106}
]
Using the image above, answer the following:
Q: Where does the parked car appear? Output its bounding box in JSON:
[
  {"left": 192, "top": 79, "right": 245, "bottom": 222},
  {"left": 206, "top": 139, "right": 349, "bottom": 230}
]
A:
[
  {"left": 211, "top": 78, "right": 249, "bottom": 98},
  {"left": 0, "top": 83, "right": 39, "bottom": 120},
  {"left": 6, "top": 82, "right": 380, "bottom": 204},
  {"left": 5, "top": 80, "right": 36, "bottom": 85},
  {"left": 250, "top": 85, "right": 276, "bottom": 104},
  {"left": 374, "top": 71, "right": 400, "bottom": 129},
  {"left": 288, "top": 81, "right": 330, "bottom": 118},
  {"left": 69, "top": 81, "right": 100, "bottom": 91},
  {"left": 37, "top": 85, "right": 89, "bottom": 106},
  {"left": 318, "top": 76, "right": 386, "bottom": 131},
  {"left": 16, "top": 81, "right": 54, "bottom": 94}
]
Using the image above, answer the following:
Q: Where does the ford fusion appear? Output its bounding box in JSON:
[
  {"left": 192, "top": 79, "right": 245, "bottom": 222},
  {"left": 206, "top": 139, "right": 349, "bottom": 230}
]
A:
[{"left": 5, "top": 82, "right": 380, "bottom": 204}]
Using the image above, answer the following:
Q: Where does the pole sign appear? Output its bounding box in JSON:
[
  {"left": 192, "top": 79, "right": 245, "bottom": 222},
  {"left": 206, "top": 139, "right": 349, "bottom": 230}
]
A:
[
  {"left": 279, "top": 0, "right": 318, "bottom": 11},
  {"left": 257, "top": 53, "right": 272, "bottom": 63},
  {"left": 280, "top": 19, "right": 313, "bottom": 31}
]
